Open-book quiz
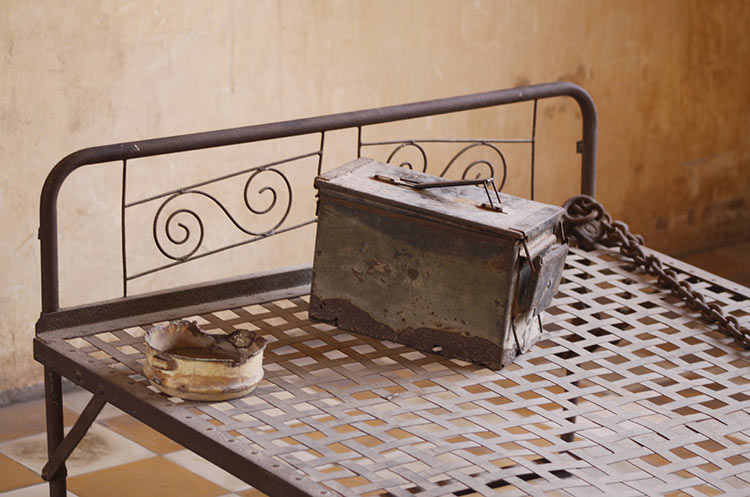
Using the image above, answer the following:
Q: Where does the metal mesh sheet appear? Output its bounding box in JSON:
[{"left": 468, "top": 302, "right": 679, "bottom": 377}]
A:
[{"left": 43, "top": 247, "right": 750, "bottom": 496}]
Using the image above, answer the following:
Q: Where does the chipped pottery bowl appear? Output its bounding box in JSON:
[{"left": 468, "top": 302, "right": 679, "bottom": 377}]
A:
[{"left": 143, "top": 320, "right": 267, "bottom": 401}]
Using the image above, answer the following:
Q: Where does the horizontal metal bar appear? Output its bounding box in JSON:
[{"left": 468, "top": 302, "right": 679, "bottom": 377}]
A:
[
  {"left": 37, "top": 265, "right": 312, "bottom": 333},
  {"left": 361, "top": 138, "right": 534, "bottom": 145},
  {"left": 42, "top": 394, "right": 106, "bottom": 481},
  {"left": 126, "top": 219, "right": 316, "bottom": 281},
  {"left": 125, "top": 150, "right": 322, "bottom": 208}
]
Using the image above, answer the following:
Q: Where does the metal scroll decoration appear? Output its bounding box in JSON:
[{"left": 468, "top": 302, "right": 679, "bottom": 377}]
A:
[
  {"left": 367, "top": 140, "right": 509, "bottom": 190},
  {"left": 152, "top": 168, "right": 292, "bottom": 261},
  {"left": 144, "top": 139, "right": 509, "bottom": 268},
  {"left": 385, "top": 142, "right": 429, "bottom": 172},
  {"left": 439, "top": 142, "right": 508, "bottom": 189}
]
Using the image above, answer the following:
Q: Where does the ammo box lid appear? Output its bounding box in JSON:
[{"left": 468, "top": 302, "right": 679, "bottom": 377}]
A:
[{"left": 315, "top": 158, "right": 564, "bottom": 241}]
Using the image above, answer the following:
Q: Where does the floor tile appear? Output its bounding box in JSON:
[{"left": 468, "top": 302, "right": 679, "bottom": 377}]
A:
[
  {"left": 0, "top": 398, "right": 77, "bottom": 443},
  {"left": 0, "top": 483, "right": 77, "bottom": 497},
  {"left": 237, "top": 489, "right": 268, "bottom": 497},
  {"left": 0, "top": 454, "right": 41, "bottom": 492},
  {"left": 62, "top": 389, "right": 125, "bottom": 420},
  {"left": 67, "top": 457, "right": 228, "bottom": 497},
  {"left": 100, "top": 414, "right": 183, "bottom": 454},
  {"left": 164, "top": 450, "right": 250, "bottom": 493},
  {"left": 0, "top": 423, "right": 153, "bottom": 477}
]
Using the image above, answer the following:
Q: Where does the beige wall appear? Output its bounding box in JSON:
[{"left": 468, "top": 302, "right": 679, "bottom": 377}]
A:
[{"left": 2, "top": 0, "right": 749, "bottom": 398}]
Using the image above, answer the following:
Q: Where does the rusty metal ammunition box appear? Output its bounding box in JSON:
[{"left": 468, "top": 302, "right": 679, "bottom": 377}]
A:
[{"left": 310, "top": 158, "right": 567, "bottom": 369}]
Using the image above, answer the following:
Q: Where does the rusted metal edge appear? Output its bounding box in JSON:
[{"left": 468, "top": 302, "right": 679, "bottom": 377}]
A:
[
  {"left": 315, "top": 159, "right": 564, "bottom": 241},
  {"left": 44, "top": 368, "right": 66, "bottom": 496},
  {"left": 40, "top": 82, "right": 597, "bottom": 314},
  {"left": 318, "top": 176, "right": 532, "bottom": 240},
  {"left": 317, "top": 191, "right": 525, "bottom": 243},
  {"left": 36, "top": 265, "right": 312, "bottom": 334},
  {"left": 33, "top": 339, "right": 335, "bottom": 497},
  {"left": 309, "top": 296, "right": 523, "bottom": 369}
]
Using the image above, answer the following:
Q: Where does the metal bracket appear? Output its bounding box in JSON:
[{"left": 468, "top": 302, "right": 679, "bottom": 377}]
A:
[
  {"left": 521, "top": 237, "right": 540, "bottom": 274},
  {"left": 41, "top": 394, "right": 107, "bottom": 481}
]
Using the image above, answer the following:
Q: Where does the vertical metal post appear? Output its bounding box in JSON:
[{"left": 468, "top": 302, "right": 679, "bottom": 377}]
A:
[
  {"left": 316, "top": 132, "right": 325, "bottom": 175},
  {"left": 530, "top": 99, "right": 538, "bottom": 200},
  {"left": 44, "top": 367, "right": 66, "bottom": 497},
  {"left": 121, "top": 160, "right": 128, "bottom": 297},
  {"left": 573, "top": 90, "right": 597, "bottom": 197}
]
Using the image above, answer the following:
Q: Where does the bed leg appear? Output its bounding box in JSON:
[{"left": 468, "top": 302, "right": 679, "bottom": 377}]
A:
[{"left": 44, "top": 367, "right": 67, "bottom": 497}]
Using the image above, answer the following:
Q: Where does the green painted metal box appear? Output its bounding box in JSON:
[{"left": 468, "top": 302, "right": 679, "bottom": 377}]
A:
[{"left": 310, "top": 158, "right": 567, "bottom": 369}]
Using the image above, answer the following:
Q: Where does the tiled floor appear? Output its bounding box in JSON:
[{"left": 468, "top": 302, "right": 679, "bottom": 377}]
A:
[
  {"left": 0, "top": 240, "right": 746, "bottom": 496},
  {"left": 0, "top": 389, "right": 266, "bottom": 497}
]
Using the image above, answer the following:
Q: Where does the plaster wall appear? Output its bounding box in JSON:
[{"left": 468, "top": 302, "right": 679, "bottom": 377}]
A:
[{"left": 2, "top": 0, "right": 749, "bottom": 397}]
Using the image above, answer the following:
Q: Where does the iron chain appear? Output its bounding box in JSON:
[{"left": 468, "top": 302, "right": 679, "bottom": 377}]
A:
[{"left": 562, "top": 195, "right": 750, "bottom": 349}]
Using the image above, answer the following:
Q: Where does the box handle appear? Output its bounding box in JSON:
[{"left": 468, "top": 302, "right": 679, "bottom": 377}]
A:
[{"left": 372, "top": 174, "right": 504, "bottom": 212}]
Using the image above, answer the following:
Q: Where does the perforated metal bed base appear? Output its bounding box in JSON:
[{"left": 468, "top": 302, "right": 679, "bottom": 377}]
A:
[{"left": 34, "top": 246, "right": 750, "bottom": 497}]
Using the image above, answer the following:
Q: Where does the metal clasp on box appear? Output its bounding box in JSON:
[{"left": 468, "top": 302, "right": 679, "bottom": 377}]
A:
[{"left": 372, "top": 174, "right": 504, "bottom": 213}]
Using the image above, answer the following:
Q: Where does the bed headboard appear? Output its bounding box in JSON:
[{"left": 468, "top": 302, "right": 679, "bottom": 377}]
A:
[{"left": 39, "top": 82, "right": 597, "bottom": 315}]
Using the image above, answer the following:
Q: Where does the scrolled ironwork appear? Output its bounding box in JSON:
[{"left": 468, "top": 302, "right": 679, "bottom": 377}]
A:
[
  {"left": 155, "top": 206, "right": 205, "bottom": 260},
  {"left": 385, "top": 141, "right": 428, "bottom": 172},
  {"left": 243, "top": 168, "right": 289, "bottom": 216},
  {"left": 370, "top": 139, "right": 509, "bottom": 189},
  {"left": 440, "top": 142, "right": 508, "bottom": 190},
  {"left": 152, "top": 167, "right": 292, "bottom": 261}
]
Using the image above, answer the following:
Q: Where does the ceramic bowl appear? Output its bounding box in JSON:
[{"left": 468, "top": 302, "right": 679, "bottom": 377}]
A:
[{"left": 143, "top": 320, "right": 267, "bottom": 401}]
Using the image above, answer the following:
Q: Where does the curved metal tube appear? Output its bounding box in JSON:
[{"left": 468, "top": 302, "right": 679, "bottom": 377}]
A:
[
  {"left": 40, "top": 81, "right": 597, "bottom": 313},
  {"left": 152, "top": 168, "right": 292, "bottom": 261},
  {"left": 385, "top": 142, "right": 429, "bottom": 172},
  {"left": 439, "top": 142, "right": 508, "bottom": 189}
]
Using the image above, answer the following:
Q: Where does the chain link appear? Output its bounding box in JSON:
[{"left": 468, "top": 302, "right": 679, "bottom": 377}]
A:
[{"left": 562, "top": 194, "right": 750, "bottom": 349}]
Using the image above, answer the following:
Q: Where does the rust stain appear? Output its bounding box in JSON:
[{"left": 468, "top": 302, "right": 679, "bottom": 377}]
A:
[
  {"left": 309, "top": 297, "right": 515, "bottom": 369},
  {"left": 392, "top": 250, "right": 413, "bottom": 259},
  {"left": 365, "top": 259, "right": 391, "bottom": 275},
  {"left": 407, "top": 267, "right": 419, "bottom": 281},
  {"left": 488, "top": 256, "right": 506, "bottom": 273}
]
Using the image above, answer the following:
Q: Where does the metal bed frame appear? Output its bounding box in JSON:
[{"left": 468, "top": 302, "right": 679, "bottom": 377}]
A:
[{"left": 35, "top": 82, "right": 750, "bottom": 496}]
